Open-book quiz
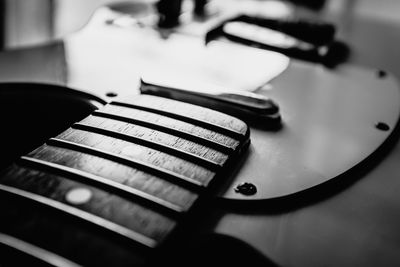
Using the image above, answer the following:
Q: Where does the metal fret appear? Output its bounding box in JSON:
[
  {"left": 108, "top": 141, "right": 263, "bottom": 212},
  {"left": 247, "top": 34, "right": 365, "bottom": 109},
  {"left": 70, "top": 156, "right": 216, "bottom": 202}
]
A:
[
  {"left": 46, "top": 138, "right": 205, "bottom": 190},
  {"left": 93, "top": 110, "right": 234, "bottom": 154},
  {"left": 0, "top": 232, "right": 81, "bottom": 267},
  {"left": 72, "top": 122, "right": 223, "bottom": 171},
  {"left": 0, "top": 184, "right": 157, "bottom": 249},
  {"left": 110, "top": 101, "right": 245, "bottom": 140},
  {"left": 18, "top": 156, "right": 184, "bottom": 215}
]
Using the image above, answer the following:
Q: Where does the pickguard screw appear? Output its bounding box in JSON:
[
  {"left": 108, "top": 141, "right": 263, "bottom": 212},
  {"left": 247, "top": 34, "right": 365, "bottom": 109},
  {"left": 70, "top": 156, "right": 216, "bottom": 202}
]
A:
[
  {"left": 377, "top": 70, "right": 387, "bottom": 78},
  {"left": 106, "top": 92, "right": 118, "bottom": 97},
  {"left": 375, "top": 122, "right": 390, "bottom": 131},
  {"left": 234, "top": 182, "right": 257, "bottom": 196}
]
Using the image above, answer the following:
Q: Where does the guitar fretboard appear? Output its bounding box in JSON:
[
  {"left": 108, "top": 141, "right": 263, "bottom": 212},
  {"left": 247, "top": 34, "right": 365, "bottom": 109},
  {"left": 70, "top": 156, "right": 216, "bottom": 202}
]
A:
[{"left": 0, "top": 95, "right": 250, "bottom": 266}]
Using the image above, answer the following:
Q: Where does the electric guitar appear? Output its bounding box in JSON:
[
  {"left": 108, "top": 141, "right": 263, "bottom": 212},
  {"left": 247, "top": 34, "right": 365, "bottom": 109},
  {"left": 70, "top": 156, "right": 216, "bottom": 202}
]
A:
[{"left": 0, "top": 1, "right": 399, "bottom": 266}]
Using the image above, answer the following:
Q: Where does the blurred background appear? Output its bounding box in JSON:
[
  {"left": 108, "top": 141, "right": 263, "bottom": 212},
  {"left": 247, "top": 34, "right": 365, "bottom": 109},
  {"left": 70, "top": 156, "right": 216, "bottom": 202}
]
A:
[
  {"left": 0, "top": 0, "right": 129, "bottom": 49},
  {"left": 0, "top": 0, "right": 400, "bottom": 79}
]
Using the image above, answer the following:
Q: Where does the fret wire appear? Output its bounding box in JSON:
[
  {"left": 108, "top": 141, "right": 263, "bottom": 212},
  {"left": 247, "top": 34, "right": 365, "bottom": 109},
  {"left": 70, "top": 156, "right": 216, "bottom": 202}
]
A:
[
  {"left": 0, "top": 184, "right": 157, "bottom": 249},
  {"left": 110, "top": 101, "right": 245, "bottom": 141},
  {"left": 18, "top": 156, "right": 184, "bottom": 216},
  {"left": 72, "top": 122, "right": 223, "bottom": 171},
  {"left": 93, "top": 110, "right": 234, "bottom": 154},
  {"left": 0, "top": 232, "right": 81, "bottom": 267},
  {"left": 46, "top": 138, "right": 206, "bottom": 191}
]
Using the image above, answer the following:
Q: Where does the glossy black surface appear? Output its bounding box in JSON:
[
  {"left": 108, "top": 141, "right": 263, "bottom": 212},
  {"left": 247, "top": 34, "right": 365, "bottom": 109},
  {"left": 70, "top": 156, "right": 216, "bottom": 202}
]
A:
[{"left": 0, "top": 83, "right": 104, "bottom": 170}]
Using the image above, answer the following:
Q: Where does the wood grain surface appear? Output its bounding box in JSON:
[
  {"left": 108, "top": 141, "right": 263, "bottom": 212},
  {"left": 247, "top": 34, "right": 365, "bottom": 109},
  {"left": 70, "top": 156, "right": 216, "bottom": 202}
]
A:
[{"left": 0, "top": 94, "right": 249, "bottom": 265}]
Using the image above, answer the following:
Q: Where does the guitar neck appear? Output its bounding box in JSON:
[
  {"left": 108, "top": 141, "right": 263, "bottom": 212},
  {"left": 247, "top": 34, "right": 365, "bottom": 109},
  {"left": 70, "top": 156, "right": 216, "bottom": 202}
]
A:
[{"left": 0, "top": 94, "right": 249, "bottom": 265}]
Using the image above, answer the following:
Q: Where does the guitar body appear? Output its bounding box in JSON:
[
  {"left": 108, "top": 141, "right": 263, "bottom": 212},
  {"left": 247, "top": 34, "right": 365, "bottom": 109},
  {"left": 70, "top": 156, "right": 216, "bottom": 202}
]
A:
[{"left": 0, "top": 1, "right": 400, "bottom": 266}]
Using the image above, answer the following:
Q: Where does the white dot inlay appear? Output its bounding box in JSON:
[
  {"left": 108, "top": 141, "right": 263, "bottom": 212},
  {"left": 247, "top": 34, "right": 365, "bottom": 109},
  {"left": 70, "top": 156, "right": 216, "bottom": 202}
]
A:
[{"left": 65, "top": 188, "right": 93, "bottom": 205}]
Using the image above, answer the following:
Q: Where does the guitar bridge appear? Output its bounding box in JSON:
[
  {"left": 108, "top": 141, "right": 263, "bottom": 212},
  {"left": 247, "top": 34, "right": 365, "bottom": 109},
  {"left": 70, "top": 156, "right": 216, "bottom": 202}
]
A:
[{"left": 0, "top": 95, "right": 250, "bottom": 266}]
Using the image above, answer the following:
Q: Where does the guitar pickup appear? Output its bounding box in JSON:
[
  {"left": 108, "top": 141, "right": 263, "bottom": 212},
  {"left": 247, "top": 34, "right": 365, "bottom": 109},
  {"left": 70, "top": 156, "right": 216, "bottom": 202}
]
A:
[
  {"left": 205, "top": 15, "right": 349, "bottom": 67},
  {"left": 140, "top": 76, "right": 281, "bottom": 130}
]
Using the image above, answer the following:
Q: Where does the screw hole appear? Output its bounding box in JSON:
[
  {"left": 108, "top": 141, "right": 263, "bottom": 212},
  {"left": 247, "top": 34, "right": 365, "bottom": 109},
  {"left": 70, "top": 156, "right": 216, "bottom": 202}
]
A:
[
  {"left": 106, "top": 92, "right": 118, "bottom": 97},
  {"left": 377, "top": 70, "right": 387, "bottom": 78},
  {"left": 376, "top": 122, "right": 390, "bottom": 131},
  {"left": 234, "top": 182, "right": 257, "bottom": 196}
]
